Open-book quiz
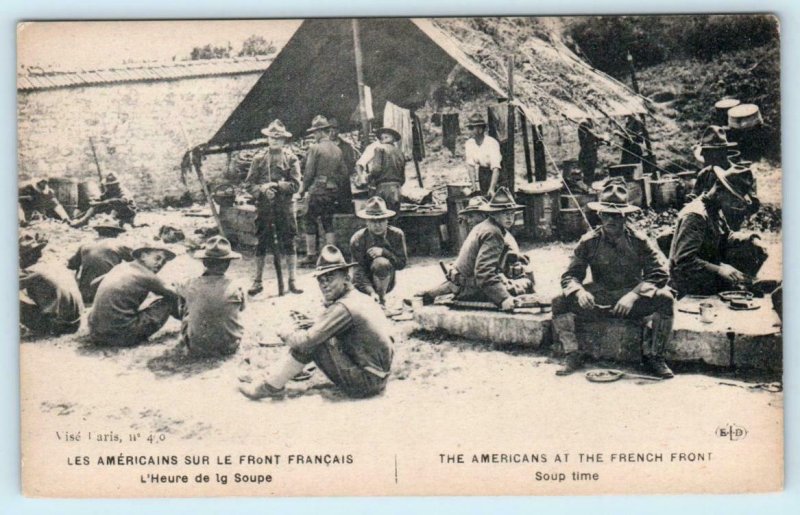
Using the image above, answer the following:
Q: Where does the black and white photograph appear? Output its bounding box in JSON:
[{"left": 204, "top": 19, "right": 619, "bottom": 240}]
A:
[{"left": 17, "top": 15, "right": 782, "bottom": 496}]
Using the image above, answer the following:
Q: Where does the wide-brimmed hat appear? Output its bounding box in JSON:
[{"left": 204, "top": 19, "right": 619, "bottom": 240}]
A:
[
  {"left": 132, "top": 244, "right": 176, "bottom": 261},
  {"left": 306, "top": 115, "right": 332, "bottom": 133},
  {"left": 261, "top": 119, "right": 292, "bottom": 139},
  {"left": 587, "top": 179, "right": 640, "bottom": 214},
  {"left": 375, "top": 127, "right": 401, "bottom": 141},
  {"left": 458, "top": 195, "right": 488, "bottom": 215},
  {"left": 465, "top": 112, "right": 488, "bottom": 128},
  {"left": 311, "top": 245, "right": 356, "bottom": 278},
  {"left": 92, "top": 216, "right": 126, "bottom": 235},
  {"left": 193, "top": 235, "right": 241, "bottom": 260},
  {"left": 479, "top": 186, "right": 525, "bottom": 212},
  {"left": 103, "top": 173, "right": 120, "bottom": 186},
  {"left": 356, "top": 196, "right": 396, "bottom": 220},
  {"left": 693, "top": 126, "right": 737, "bottom": 163},
  {"left": 713, "top": 165, "right": 755, "bottom": 205}
]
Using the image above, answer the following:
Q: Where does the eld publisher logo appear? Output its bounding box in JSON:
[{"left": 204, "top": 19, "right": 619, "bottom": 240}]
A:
[{"left": 716, "top": 424, "right": 748, "bottom": 441}]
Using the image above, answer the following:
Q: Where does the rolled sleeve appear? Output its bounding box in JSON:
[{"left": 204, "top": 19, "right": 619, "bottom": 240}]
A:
[{"left": 487, "top": 138, "right": 502, "bottom": 169}]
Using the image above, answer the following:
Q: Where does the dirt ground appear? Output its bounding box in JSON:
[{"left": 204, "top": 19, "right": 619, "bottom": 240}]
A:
[{"left": 20, "top": 207, "right": 782, "bottom": 446}]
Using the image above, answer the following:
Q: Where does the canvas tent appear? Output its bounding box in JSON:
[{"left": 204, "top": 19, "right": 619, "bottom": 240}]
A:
[{"left": 207, "top": 17, "right": 648, "bottom": 147}]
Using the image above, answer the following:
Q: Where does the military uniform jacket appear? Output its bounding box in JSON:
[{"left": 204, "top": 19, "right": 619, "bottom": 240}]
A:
[
  {"left": 368, "top": 143, "right": 406, "bottom": 186},
  {"left": 669, "top": 195, "right": 734, "bottom": 294},
  {"left": 562, "top": 225, "right": 668, "bottom": 300},
  {"left": 244, "top": 147, "right": 301, "bottom": 208},
  {"left": 67, "top": 239, "right": 134, "bottom": 303},
  {"left": 302, "top": 138, "right": 347, "bottom": 197},
  {"left": 453, "top": 217, "right": 517, "bottom": 305}
]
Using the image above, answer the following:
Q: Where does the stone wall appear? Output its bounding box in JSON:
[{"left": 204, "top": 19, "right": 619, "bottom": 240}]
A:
[{"left": 17, "top": 73, "right": 261, "bottom": 207}]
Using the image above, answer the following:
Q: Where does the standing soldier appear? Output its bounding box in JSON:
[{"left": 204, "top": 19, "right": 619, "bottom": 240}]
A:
[
  {"left": 243, "top": 119, "right": 303, "bottom": 295},
  {"left": 356, "top": 127, "right": 407, "bottom": 213},
  {"left": 299, "top": 115, "right": 348, "bottom": 266},
  {"left": 464, "top": 113, "right": 502, "bottom": 196},
  {"left": 330, "top": 118, "right": 358, "bottom": 214},
  {"left": 552, "top": 180, "right": 675, "bottom": 378},
  {"left": 350, "top": 196, "right": 408, "bottom": 305}
]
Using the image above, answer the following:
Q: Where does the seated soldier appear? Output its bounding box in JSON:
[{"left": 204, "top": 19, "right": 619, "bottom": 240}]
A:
[
  {"left": 458, "top": 195, "right": 488, "bottom": 233},
  {"left": 71, "top": 173, "right": 138, "bottom": 228},
  {"left": 177, "top": 236, "right": 245, "bottom": 357},
  {"left": 670, "top": 166, "right": 763, "bottom": 297},
  {"left": 240, "top": 245, "right": 394, "bottom": 400},
  {"left": 420, "top": 187, "right": 534, "bottom": 310},
  {"left": 552, "top": 180, "right": 675, "bottom": 378},
  {"left": 19, "top": 234, "right": 83, "bottom": 336},
  {"left": 88, "top": 244, "right": 179, "bottom": 346},
  {"left": 66, "top": 217, "right": 133, "bottom": 304},
  {"left": 350, "top": 196, "right": 408, "bottom": 305},
  {"left": 19, "top": 178, "right": 71, "bottom": 222}
]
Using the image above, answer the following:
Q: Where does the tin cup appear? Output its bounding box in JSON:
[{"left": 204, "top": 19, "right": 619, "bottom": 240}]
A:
[{"left": 699, "top": 302, "right": 715, "bottom": 323}]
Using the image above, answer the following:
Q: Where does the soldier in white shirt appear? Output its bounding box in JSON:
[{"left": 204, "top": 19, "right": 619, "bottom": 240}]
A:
[{"left": 464, "top": 113, "right": 502, "bottom": 196}]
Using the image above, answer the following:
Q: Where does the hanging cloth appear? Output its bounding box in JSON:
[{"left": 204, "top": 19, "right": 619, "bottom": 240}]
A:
[
  {"left": 442, "top": 113, "right": 459, "bottom": 155},
  {"left": 487, "top": 103, "right": 509, "bottom": 143},
  {"left": 383, "top": 101, "right": 413, "bottom": 159}
]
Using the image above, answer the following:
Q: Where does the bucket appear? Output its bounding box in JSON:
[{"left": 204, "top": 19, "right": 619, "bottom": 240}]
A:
[
  {"left": 49, "top": 178, "right": 78, "bottom": 213},
  {"left": 77, "top": 180, "right": 102, "bottom": 211},
  {"left": 558, "top": 208, "right": 589, "bottom": 241},
  {"left": 608, "top": 164, "right": 639, "bottom": 181},
  {"left": 714, "top": 98, "right": 740, "bottom": 126},
  {"left": 650, "top": 176, "right": 682, "bottom": 209},
  {"left": 516, "top": 179, "right": 562, "bottom": 241}
]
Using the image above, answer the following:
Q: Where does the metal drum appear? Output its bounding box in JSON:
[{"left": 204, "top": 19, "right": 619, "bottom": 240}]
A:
[
  {"left": 649, "top": 175, "right": 683, "bottom": 210},
  {"left": 516, "top": 179, "right": 562, "bottom": 241},
  {"left": 49, "top": 178, "right": 78, "bottom": 214},
  {"left": 77, "top": 180, "right": 102, "bottom": 211}
]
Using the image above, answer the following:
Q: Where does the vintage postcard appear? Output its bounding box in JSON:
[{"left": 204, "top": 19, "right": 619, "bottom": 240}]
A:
[{"left": 17, "top": 15, "right": 782, "bottom": 497}]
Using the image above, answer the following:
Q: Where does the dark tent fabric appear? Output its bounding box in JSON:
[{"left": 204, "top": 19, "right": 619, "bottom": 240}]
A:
[
  {"left": 208, "top": 18, "right": 647, "bottom": 147},
  {"left": 209, "top": 18, "right": 506, "bottom": 145}
]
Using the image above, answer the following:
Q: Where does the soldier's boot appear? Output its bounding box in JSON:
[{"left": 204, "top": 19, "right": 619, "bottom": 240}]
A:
[
  {"left": 239, "top": 354, "right": 306, "bottom": 400},
  {"left": 552, "top": 313, "right": 584, "bottom": 376},
  {"left": 248, "top": 256, "right": 266, "bottom": 296},
  {"left": 643, "top": 313, "right": 674, "bottom": 379},
  {"left": 324, "top": 232, "right": 336, "bottom": 247},
  {"left": 286, "top": 255, "right": 303, "bottom": 294},
  {"left": 299, "top": 235, "right": 317, "bottom": 267}
]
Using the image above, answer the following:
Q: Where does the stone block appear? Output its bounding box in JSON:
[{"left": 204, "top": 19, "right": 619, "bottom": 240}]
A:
[
  {"left": 413, "top": 305, "right": 550, "bottom": 348},
  {"left": 575, "top": 318, "right": 643, "bottom": 362},
  {"left": 666, "top": 328, "right": 731, "bottom": 367},
  {"left": 733, "top": 333, "right": 783, "bottom": 373}
]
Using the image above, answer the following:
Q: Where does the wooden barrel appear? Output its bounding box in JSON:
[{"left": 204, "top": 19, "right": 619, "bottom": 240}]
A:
[
  {"left": 49, "top": 178, "right": 78, "bottom": 213},
  {"left": 77, "top": 180, "right": 102, "bottom": 211},
  {"left": 558, "top": 208, "right": 589, "bottom": 241},
  {"left": 650, "top": 176, "right": 682, "bottom": 209},
  {"left": 516, "top": 179, "right": 562, "bottom": 241}
]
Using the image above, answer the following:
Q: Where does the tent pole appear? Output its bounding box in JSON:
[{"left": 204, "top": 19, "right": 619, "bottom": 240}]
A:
[
  {"left": 506, "top": 55, "right": 515, "bottom": 191},
  {"left": 626, "top": 51, "right": 657, "bottom": 178},
  {"left": 352, "top": 19, "right": 370, "bottom": 148},
  {"left": 520, "top": 110, "right": 533, "bottom": 183}
]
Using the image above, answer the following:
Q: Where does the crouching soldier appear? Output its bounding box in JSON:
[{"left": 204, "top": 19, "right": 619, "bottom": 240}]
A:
[
  {"left": 71, "top": 173, "right": 137, "bottom": 228},
  {"left": 19, "top": 234, "right": 83, "bottom": 336},
  {"left": 552, "top": 181, "right": 675, "bottom": 378},
  {"left": 670, "top": 166, "right": 763, "bottom": 296},
  {"left": 88, "top": 244, "right": 179, "bottom": 346},
  {"left": 350, "top": 196, "right": 408, "bottom": 305},
  {"left": 178, "top": 236, "right": 245, "bottom": 357},
  {"left": 240, "top": 245, "right": 394, "bottom": 400},
  {"left": 420, "top": 187, "right": 534, "bottom": 310}
]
